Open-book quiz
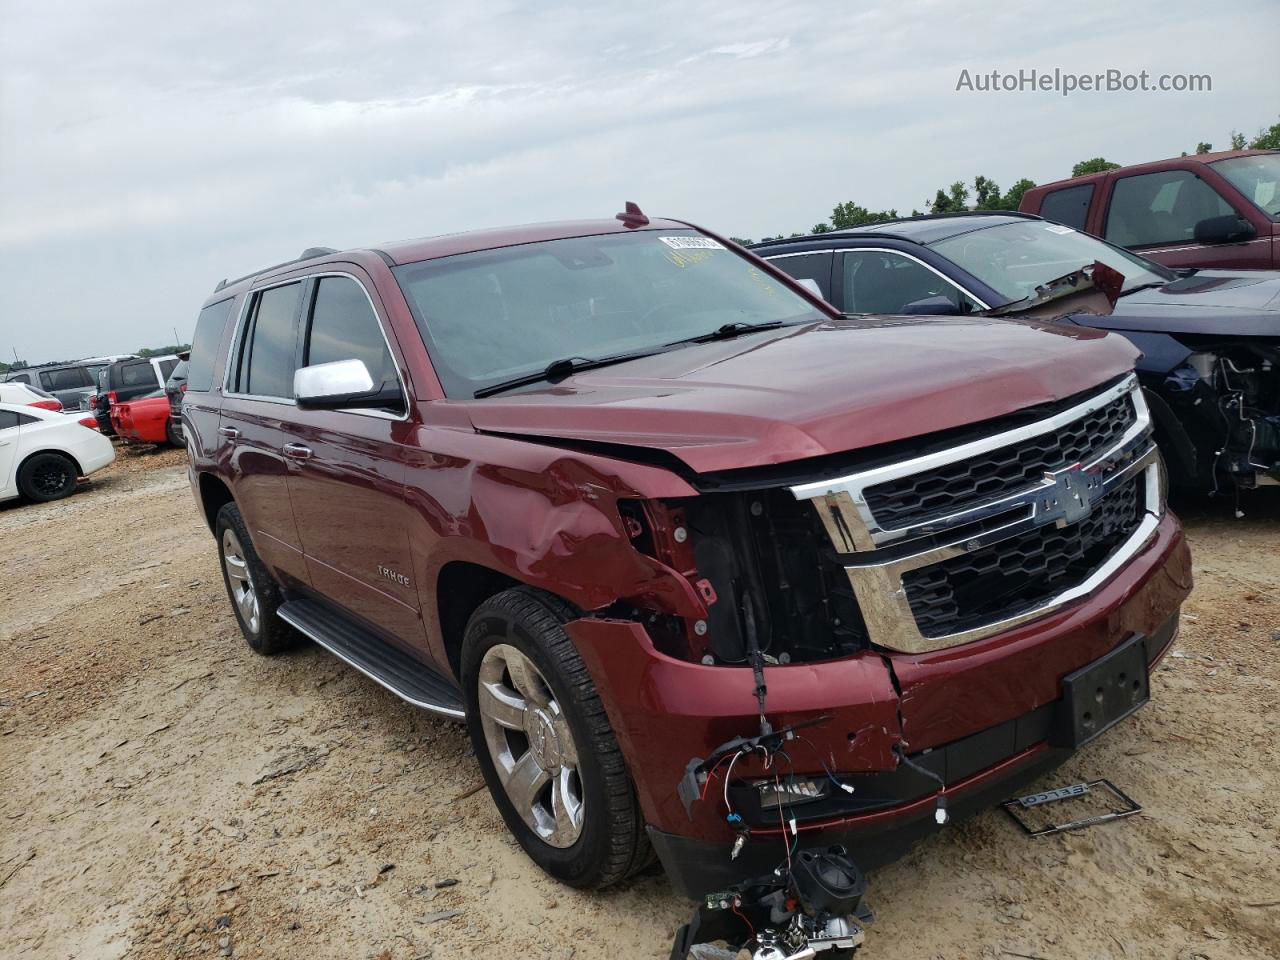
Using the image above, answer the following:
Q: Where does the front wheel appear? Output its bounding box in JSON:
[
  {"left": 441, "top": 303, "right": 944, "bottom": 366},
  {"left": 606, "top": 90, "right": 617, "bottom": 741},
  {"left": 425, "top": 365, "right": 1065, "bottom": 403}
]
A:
[{"left": 461, "top": 587, "right": 650, "bottom": 889}]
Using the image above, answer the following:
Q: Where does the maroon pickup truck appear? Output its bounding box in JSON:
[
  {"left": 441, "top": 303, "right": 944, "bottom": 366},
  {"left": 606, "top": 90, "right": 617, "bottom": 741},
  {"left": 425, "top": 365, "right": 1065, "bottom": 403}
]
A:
[
  {"left": 1020, "top": 150, "right": 1280, "bottom": 269},
  {"left": 182, "top": 211, "right": 1190, "bottom": 914}
]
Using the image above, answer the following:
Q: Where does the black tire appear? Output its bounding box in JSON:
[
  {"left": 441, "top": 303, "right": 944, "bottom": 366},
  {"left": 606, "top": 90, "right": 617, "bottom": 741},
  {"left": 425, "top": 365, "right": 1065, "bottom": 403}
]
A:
[
  {"left": 214, "top": 502, "right": 296, "bottom": 655},
  {"left": 17, "top": 452, "right": 79, "bottom": 503},
  {"left": 461, "top": 587, "right": 650, "bottom": 889},
  {"left": 165, "top": 415, "right": 183, "bottom": 448}
]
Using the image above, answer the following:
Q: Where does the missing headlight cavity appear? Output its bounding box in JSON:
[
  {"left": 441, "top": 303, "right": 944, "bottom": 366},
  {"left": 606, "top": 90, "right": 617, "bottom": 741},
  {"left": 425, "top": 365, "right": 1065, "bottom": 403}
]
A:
[
  {"left": 1160, "top": 340, "right": 1280, "bottom": 494},
  {"left": 683, "top": 489, "right": 869, "bottom": 665}
]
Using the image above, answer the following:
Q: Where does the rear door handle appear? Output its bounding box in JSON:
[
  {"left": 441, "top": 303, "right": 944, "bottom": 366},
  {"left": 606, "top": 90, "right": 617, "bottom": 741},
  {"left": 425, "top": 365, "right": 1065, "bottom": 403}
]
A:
[
  {"left": 218, "top": 426, "right": 240, "bottom": 440},
  {"left": 283, "top": 443, "right": 313, "bottom": 461}
]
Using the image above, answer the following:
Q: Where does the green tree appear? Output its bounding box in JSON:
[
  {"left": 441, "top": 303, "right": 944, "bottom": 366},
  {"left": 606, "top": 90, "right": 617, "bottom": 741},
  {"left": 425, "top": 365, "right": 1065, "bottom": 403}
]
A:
[
  {"left": 1249, "top": 116, "right": 1280, "bottom": 150},
  {"left": 1194, "top": 141, "right": 1213, "bottom": 154},
  {"left": 729, "top": 236, "right": 755, "bottom": 247},
  {"left": 1071, "top": 157, "right": 1121, "bottom": 177},
  {"left": 929, "top": 181, "right": 970, "bottom": 214},
  {"left": 811, "top": 222, "right": 833, "bottom": 234},
  {"left": 1230, "top": 131, "right": 1248, "bottom": 150},
  {"left": 1001, "top": 178, "right": 1037, "bottom": 211},
  {"left": 829, "top": 201, "right": 899, "bottom": 229},
  {"left": 972, "top": 175, "right": 1002, "bottom": 210},
  {"left": 136, "top": 343, "right": 190, "bottom": 357}
]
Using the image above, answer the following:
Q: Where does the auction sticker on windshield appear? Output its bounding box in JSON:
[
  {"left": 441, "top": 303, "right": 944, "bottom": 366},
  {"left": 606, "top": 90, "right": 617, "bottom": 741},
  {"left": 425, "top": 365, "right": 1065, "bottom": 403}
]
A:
[{"left": 659, "top": 236, "right": 725, "bottom": 250}]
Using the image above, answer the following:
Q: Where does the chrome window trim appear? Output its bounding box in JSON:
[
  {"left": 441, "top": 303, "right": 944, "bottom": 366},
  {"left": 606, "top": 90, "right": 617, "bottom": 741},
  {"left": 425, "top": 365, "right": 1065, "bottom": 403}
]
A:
[
  {"left": 786, "top": 375, "right": 1162, "bottom": 654},
  {"left": 221, "top": 271, "right": 410, "bottom": 422},
  {"left": 791, "top": 374, "right": 1144, "bottom": 551},
  {"left": 763, "top": 246, "right": 991, "bottom": 311}
]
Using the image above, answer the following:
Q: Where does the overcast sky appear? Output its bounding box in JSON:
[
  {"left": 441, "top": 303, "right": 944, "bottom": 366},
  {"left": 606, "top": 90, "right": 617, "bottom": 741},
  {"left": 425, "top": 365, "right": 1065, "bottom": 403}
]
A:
[{"left": 1, "top": 0, "right": 1276, "bottom": 364}]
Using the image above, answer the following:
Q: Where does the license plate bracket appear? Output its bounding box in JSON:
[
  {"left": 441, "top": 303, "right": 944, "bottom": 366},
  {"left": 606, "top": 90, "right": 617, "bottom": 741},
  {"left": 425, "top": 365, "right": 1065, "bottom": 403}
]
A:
[{"left": 1052, "top": 632, "right": 1150, "bottom": 748}]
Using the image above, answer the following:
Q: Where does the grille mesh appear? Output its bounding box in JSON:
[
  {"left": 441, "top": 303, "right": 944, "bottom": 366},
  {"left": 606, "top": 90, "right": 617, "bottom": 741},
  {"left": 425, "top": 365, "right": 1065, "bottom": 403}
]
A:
[
  {"left": 902, "top": 474, "right": 1145, "bottom": 638},
  {"left": 864, "top": 392, "right": 1135, "bottom": 531}
]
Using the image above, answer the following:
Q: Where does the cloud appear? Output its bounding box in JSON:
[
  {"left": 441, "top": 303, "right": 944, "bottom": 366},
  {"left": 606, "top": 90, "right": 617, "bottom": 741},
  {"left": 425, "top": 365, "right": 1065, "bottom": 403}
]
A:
[{"left": 1, "top": 0, "right": 1277, "bottom": 361}]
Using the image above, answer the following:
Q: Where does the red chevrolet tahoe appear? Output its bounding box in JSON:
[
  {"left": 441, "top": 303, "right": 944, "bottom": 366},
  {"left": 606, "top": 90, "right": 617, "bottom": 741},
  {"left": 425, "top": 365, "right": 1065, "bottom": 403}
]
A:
[{"left": 183, "top": 211, "right": 1191, "bottom": 900}]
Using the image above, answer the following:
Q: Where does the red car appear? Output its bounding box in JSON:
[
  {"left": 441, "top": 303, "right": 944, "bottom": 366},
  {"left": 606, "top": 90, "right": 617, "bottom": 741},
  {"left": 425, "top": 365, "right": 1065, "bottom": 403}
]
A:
[
  {"left": 110, "top": 393, "right": 172, "bottom": 445},
  {"left": 182, "top": 212, "right": 1190, "bottom": 912},
  {"left": 1019, "top": 149, "right": 1279, "bottom": 269}
]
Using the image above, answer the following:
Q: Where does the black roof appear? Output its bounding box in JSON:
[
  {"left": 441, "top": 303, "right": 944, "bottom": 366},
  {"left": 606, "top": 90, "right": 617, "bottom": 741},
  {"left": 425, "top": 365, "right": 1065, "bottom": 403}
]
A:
[{"left": 752, "top": 211, "right": 1043, "bottom": 249}]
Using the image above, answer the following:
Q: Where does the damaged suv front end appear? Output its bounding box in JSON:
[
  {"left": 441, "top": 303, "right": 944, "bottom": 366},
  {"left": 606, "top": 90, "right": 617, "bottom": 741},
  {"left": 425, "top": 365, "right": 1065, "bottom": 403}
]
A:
[{"left": 559, "top": 371, "right": 1187, "bottom": 898}]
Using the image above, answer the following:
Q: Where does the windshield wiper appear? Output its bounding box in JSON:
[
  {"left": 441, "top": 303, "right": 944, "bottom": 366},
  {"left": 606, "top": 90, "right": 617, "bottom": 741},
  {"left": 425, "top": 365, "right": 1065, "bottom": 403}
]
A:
[
  {"left": 667, "top": 320, "right": 785, "bottom": 346},
  {"left": 1117, "top": 280, "right": 1168, "bottom": 298},
  {"left": 473, "top": 350, "right": 660, "bottom": 399}
]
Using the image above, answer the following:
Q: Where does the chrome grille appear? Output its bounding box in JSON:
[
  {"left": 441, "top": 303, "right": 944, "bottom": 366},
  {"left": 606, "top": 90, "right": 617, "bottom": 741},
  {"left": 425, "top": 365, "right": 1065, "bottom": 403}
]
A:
[
  {"left": 788, "top": 375, "right": 1163, "bottom": 654},
  {"left": 863, "top": 391, "right": 1136, "bottom": 531},
  {"left": 902, "top": 473, "right": 1144, "bottom": 637}
]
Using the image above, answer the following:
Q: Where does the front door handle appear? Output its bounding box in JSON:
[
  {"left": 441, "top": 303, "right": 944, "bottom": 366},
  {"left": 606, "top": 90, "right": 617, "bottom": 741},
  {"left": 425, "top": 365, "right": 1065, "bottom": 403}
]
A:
[
  {"left": 218, "top": 426, "right": 240, "bottom": 440},
  {"left": 283, "top": 443, "right": 313, "bottom": 461}
]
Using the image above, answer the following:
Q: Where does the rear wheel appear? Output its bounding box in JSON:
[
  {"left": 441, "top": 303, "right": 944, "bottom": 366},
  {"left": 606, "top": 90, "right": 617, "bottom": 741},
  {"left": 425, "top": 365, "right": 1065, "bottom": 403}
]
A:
[
  {"left": 461, "top": 587, "right": 650, "bottom": 889},
  {"left": 17, "top": 452, "right": 79, "bottom": 502},
  {"left": 215, "top": 502, "right": 296, "bottom": 655}
]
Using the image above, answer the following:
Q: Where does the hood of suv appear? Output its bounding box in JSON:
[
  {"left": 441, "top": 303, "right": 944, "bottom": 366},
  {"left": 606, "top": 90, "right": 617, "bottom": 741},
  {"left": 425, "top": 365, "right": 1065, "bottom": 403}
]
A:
[
  {"left": 463, "top": 315, "right": 1139, "bottom": 474},
  {"left": 1082, "top": 270, "right": 1280, "bottom": 337}
]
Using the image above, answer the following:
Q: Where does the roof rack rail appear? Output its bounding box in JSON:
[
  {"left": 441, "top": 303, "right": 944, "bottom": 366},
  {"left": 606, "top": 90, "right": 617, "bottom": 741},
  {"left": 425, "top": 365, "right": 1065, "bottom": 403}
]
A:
[{"left": 213, "top": 246, "right": 341, "bottom": 293}]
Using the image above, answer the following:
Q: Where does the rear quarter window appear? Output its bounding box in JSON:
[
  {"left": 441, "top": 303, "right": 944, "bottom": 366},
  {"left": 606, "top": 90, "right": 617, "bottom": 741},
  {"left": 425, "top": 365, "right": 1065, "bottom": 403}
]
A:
[
  {"left": 186, "top": 297, "right": 237, "bottom": 392},
  {"left": 1039, "top": 184, "right": 1094, "bottom": 230},
  {"left": 0, "top": 410, "right": 35, "bottom": 430}
]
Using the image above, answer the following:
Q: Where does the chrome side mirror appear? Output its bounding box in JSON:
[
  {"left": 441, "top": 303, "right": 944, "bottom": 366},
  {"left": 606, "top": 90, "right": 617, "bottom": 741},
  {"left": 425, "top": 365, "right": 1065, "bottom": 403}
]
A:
[{"left": 294, "top": 359, "right": 374, "bottom": 404}]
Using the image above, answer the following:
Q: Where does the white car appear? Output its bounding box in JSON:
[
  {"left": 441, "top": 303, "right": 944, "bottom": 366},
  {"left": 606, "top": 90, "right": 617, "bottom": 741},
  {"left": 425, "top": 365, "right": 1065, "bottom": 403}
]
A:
[
  {"left": 0, "top": 381, "right": 63, "bottom": 411},
  {"left": 0, "top": 402, "right": 115, "bottom": 504}
]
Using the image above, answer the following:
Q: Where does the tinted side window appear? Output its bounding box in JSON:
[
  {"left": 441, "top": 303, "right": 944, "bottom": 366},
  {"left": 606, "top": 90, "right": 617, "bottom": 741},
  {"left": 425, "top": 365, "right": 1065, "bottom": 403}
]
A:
[
  {"left": 187, "top": 298, "right": 236, "bottom": 393},
  {"left": 0, "top": 410, "right": 21, "bottom": 430},
  {"left": 304, "top": 277, "right": 400, "bottom": 396},
  {"left": 1105, "top": 170, "right": 1235, "bottom": 247},
  {"left": 41, "top": 367, "right": 90, "bottom": 390},
  {"left": 243, "top": 283, "right": 303, "bottom": 398},
  {"left": 8, "top": 373, "right": 31, "bottom": 384},
  {"left": 766, "top": 253, "right": 834, "bottom": 301},
  {"left": 841, "top": 251, "right": 975, "bottom": 314},
  {"left": 158, "top": 358, "right": 178, "bottom": 380},
  {"left": 1039, "top": 184, "right": 1094, "bottom": 230},
  {"left": 120, "top": 362, "right": 157, "bottom": 387}
]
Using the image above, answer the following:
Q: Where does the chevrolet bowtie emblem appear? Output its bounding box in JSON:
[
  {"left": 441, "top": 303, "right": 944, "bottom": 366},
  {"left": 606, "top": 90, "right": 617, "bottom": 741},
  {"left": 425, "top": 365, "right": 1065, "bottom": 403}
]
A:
[{"left": 1041, "top": 464, "right": 1098, "bottom": 528}]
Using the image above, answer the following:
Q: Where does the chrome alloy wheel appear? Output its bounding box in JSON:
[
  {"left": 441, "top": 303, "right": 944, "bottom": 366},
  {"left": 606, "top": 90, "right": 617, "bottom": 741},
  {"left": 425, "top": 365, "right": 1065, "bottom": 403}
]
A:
[
  {"left": 477, "top": 643, "right": 585, "bottom": 848},
  {"left": 221, "top": 528, "right": 261, "bottom": 634}
]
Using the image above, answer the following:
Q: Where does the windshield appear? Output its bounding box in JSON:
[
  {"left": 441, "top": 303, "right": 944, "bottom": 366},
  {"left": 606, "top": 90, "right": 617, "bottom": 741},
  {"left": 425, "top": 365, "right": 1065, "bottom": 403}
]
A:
[
  {"left": 1212, "top": 154, "right": 1280, "bottom": 220},
  {"left": 392, "top": 229, "right": 820, "bottom": 398},
  {"left": 932, "top": 221, "right": 1174, "bottom": 304}
]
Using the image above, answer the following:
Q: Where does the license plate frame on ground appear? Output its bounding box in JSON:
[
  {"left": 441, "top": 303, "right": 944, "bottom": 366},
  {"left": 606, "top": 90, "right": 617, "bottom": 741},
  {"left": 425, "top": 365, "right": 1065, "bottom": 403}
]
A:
[{"left": 1002, "top": 778, "right": 1142, "bottom": 837}]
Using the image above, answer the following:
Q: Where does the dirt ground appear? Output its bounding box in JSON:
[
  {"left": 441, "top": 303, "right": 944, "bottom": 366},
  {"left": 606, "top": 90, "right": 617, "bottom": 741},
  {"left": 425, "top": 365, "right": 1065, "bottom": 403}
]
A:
[{"left": 1, "top": 446, "right": 1277, "bottom": 960}]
